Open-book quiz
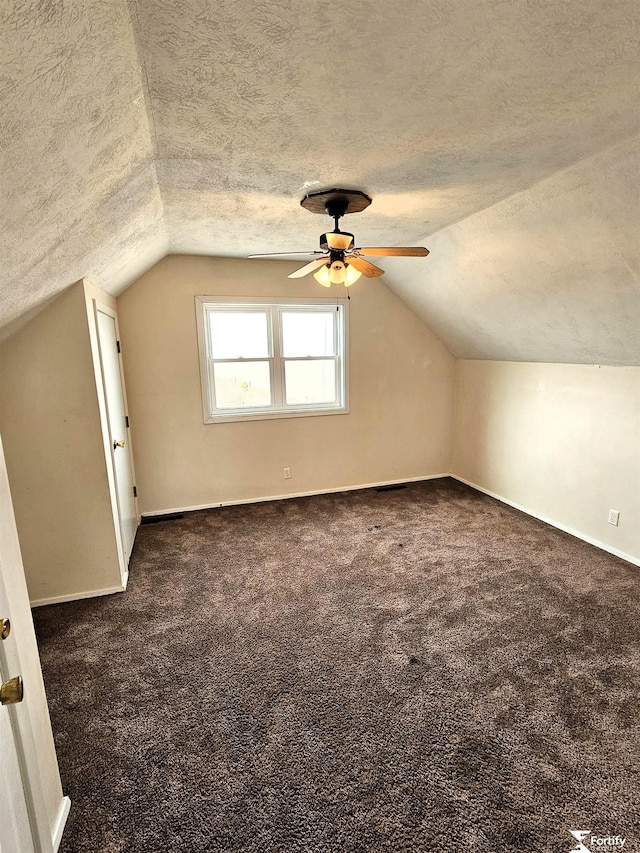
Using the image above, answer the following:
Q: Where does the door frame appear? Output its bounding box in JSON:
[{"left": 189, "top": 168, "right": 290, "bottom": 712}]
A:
[{"left": 90, "top": 300, "right": 139, "bottom": 587}]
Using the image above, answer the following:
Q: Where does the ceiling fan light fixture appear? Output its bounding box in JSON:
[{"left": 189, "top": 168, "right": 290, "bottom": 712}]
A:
[{"left": 313, "top": 265, "right": 332, "bottom": 287}]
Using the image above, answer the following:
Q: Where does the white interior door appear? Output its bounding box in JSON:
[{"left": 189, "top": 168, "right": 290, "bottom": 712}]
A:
[
  {"left": 0, "top": 433, "right": 67, "bottom": 853},
  {"left": 0, "top": 649, "right": 35, "bottom": 853},
  {"left": 95, "top": 307, "right": 137, "bottom": 569},
  {"left": 0, "top": 441, "right": 35, "bottom": 853}
]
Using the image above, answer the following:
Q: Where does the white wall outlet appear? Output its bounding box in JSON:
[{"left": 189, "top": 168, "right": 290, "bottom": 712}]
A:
[
  {"left": 608, "top": 509, "right": 620, "bottom": 526},
  {"left": 283, "top": 467, "right": 291, "bottom": 479}
]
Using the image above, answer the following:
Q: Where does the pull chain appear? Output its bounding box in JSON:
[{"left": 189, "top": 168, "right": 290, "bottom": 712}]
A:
[{"left": 336, "top": 285, "right": 349, "bottom": 309}]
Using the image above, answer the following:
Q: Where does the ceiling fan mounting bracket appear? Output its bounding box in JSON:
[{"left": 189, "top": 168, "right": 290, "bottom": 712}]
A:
[{"left": 300, "top": 189, "right": 372, "bottom": 220}]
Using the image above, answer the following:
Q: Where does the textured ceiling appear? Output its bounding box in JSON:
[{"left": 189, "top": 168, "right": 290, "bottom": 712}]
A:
[{"left": 1, "top": 0, "right": 639, "bottom": 362}]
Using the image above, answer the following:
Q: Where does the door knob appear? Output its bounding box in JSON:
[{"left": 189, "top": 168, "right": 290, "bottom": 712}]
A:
[
  {"left": 0, "top": 675, "right": 23, "bottom": 705},
  {"left": 113, "top": 440, "right": 125, "bottom": 449},
  {"left": 0, "top": 618, "right": 9, "bottom": 640}
]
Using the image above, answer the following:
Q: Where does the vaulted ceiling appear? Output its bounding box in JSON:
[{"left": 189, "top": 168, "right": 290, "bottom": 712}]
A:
[{"left": 2, "top": 1, "right": 639, "bottom": 363}]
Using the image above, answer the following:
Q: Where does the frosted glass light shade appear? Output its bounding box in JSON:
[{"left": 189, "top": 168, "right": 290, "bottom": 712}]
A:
[
  {"left": 313, "top": 265, "right": 332, "bottom": 287},
  {"left": 344, "top": 265, "right": 362, "bottom": 286},
  {"left": 326, "top": 232, "right": 353, "bottom": 250},
  {"left": 329, "top": 261, "right": 346, "bottom": 284}
]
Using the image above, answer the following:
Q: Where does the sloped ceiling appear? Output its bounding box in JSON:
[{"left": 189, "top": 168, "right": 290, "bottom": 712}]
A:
[{"left": 1, "top": 0, "right": 639, "bottom": 363}]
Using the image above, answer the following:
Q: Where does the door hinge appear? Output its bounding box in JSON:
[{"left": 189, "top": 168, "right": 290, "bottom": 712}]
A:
[
  {"left": 125, "top": 415, "right": 130, "bottom": 428},
  {"left": 116, "top": 340, "right": 121, "bottom": 353},
  {"left": 133, "top": 486, "right": 137, "bottom": 498}
]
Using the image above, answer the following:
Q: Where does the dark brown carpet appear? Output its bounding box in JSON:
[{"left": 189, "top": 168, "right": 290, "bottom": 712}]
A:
[{"left": 33, "top": 478, "right": 640, "bottom": 852}]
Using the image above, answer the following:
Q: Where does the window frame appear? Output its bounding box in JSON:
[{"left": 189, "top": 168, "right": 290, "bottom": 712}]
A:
[{"left": 195, "top": 295, "right": 349, "bottom": 424}]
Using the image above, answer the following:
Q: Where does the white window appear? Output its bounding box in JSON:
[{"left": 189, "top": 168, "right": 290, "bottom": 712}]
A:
[{"left": 196, "top": 296, "right": 348, "bottom": 423}]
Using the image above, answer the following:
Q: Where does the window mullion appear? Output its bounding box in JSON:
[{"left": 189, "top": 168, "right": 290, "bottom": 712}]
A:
[{"left": 271, "top": 308, "right": 285, "bottom": 408}]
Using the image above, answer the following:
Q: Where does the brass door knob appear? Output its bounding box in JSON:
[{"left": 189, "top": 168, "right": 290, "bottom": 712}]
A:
[
  {"left": 113, "top": 440, "right": 125, "bottom": 449},
  {"left": 0, "top": 618, "right": 9, "bottom": 640},
  {"left": 0, "top": 675, "right": 23, "bottom": 705}
]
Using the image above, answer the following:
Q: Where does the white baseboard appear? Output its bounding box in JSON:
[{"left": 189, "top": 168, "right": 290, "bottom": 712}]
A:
[
  {"left": 141, "top": 473, "right": 451, "bottom": 518},
  {"left": 30, "top": 584, "right": 125, "bottom": 609},
  {"left": 452, "top": 474, "right": 640, "bottom": 568},
  {"left": 52, "top": 796, "right": 71, "bottom": 852}
]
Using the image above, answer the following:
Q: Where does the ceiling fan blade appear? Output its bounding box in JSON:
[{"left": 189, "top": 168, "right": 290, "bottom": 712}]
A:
[
  {"left": 248, "top": 251, "right": 323, "bottom": 258},
  {"left": 355, "top": 247, "right": 430, "bottom": 257},
  {"left": 347, "top": 256, "right": 385, "bottom": 278},
  {"left": 288, "top": 258, "right": 330, "bottom": 279}
]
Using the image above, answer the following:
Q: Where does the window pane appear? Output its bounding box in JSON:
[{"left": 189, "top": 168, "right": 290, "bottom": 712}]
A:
[
  {"left": 209, "top": 312, "right": 269, "bottom": 358},
  {"left": 282, "top": 312, "right": 335, "bottom": 357},
  {"left": 284, "top": 360, "right": 337, "bottom": 405},
  {"left": 213, "top": 362, "right": 271, "bottom": 409}
]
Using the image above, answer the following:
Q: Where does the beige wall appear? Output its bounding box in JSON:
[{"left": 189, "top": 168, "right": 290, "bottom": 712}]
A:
[
  {"left": 0, "top": 281, "right": 123, "bottom": 603},
  {"left": 117, "top": 255, "right": 456, "bottom": 514},
  {"left": 452, "top": 361, "right": 640, "bottom": 563}
]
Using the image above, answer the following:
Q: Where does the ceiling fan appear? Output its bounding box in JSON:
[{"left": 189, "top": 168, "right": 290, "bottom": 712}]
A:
[{"left": 249, "top": 189, "right": 429, "bottom": 287}]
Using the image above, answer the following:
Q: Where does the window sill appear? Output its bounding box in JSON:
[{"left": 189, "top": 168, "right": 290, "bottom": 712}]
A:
[{"left": 204, "top": 405, "right": 350, "bottom": 425}]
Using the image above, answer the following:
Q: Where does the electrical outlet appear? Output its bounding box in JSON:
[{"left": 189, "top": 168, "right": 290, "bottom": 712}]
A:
[
  {"left": 608, "top": 509, "right": 620, "bottom": 526},
  {"left": 283, "top": 467, "right": 291, "bottom": 479}
]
